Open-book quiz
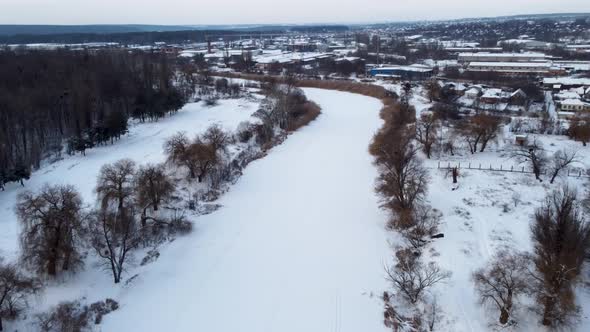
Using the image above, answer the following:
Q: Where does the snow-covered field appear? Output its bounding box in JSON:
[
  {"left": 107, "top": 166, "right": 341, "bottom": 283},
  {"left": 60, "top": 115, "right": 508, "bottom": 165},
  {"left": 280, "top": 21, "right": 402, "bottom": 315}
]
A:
[{"left": 424, "top": 139, "right": 590, "bottom": 332}]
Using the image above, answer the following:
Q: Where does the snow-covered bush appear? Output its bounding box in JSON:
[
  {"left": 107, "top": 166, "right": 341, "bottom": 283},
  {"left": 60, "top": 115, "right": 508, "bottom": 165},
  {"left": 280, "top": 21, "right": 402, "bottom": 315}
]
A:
[{"left": 37, "top": 298, "right": 119, "bottom": 332}]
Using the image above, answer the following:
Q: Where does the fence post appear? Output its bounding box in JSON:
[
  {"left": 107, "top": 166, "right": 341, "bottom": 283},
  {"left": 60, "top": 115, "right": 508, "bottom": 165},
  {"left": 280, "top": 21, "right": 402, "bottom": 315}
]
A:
[
  {"left": 489, "top": 164, "right": 492, "bottom": 170},
  {"left": 469, "top": 163, "right": 471, "bottom": 169},
  {"left": 438, "top": 161, "right": 440, "bottom": 169},
  {"left": 448, "top": 162, "right": 450, "bottom": 169},
  {"left": 510, "top": 166, "right": 513, "bottom": 172},
  {"left": 458, "top": 162, "right": 461, "bottom": 169},
  {"left": 500, "top": 165, "right": 502, "bottom": 171},
  {"left": 522, "top": 166, "right": 524, "bottom": 172}
]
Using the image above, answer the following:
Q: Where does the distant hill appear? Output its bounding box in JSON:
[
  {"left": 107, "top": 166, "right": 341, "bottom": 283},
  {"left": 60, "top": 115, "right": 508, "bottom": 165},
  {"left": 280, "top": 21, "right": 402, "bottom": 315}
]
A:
[{"left": 0, "top": 25, "right": 206, "bottom": 36}]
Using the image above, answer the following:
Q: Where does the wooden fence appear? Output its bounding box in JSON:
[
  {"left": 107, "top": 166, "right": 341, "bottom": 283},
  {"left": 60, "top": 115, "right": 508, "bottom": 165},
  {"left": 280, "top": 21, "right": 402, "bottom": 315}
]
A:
[{"left": 436, "top": 161, "right": 588, "bottom": 178}]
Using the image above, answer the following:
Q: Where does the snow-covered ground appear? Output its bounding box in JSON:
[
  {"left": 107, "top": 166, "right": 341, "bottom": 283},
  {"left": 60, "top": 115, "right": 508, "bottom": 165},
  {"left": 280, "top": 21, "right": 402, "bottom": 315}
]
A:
[
  {"left": 368, "top": 80, "right": 590, "bottom": 331},
  {"left": 0, "top": 99, "right": 259, "bottom": 261},
  {"left": 0, "top": 88, "right": 393, "bottom": 331},
  {"left": 0, "top": 97, "right": 261, "bottom": 329},
  {"left": 98, "top": 88, "right": 391, "bottom": 332}
]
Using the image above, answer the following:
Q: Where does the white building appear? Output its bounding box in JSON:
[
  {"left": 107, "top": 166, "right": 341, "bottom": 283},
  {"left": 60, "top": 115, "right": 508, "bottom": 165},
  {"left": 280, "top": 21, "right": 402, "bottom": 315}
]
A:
[
  {"left": 558, "top": 98, "right": 590, "bottom": 112},
  {"left": 458, "top": 52, "right": 547, "bottom": 63},
  {"left": 467, "top": 61, "right": 556, "bottom": 74}
]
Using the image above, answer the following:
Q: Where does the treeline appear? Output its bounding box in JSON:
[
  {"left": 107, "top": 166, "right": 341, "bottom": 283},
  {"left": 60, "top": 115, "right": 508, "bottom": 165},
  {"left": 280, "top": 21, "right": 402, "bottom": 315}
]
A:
[
  {"left": 368, "top": 86, "right": 451, "bottom": 330},
  {"left": 0, "top": 25, "right": 349, "bottom": 45},
  {"left": 0, "top": 30, "right": 231, "bottom": 45},
  {"left": 0, "top": 49, "right": 187, "bottom": 190}
]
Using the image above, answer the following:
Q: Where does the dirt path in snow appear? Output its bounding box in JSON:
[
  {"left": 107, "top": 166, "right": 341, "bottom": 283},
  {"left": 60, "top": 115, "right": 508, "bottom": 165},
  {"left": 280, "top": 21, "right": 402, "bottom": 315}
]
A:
[{"left": 101, "top": 89, "right": 391, "bottom": 332}]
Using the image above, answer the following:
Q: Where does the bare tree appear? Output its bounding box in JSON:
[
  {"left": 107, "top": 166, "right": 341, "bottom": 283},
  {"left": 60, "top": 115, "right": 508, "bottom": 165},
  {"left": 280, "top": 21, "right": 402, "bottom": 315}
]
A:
[
  {"left": 134, "top": 163, "right": 175, "bottom": 223},
  {"left": 189, "top": 140, "right": 219, "bottom": 183},
  {"left": 549, "top": 149, "right": 579, "bottom": 184},
  {"left": 401, "top": 205, "right": 442, "bottom": 249},
  {"left": 425, "top": 79, "right": 440, "bottom": 102},
  {"left": 530, "top": 187, "right": 590, "bottom": 327},
  {"left": 90, "top": 209, "right": 140, "bottom": 284},
  {"left": 442, "top": 131, "right": 457, "bottom": 156},
  {"left": 511, "top": 138, "right": 547, "bottom": 181},
  {"left": 165, "top": 132, "right": 200, "bottom": 179},
  {"left": 163, "top": 132, "right": 190, "bottom": 164},
  {"left": 96, "top": 159, "right": 136, "bottom": 218},
  {"left": 17, "top": 184, "right": 87, "bottom": 276},
  {"left": 459, "top": 113, "right": 502, "bottom": 153},
  {"left": 474, "top": 114, "right": 502, "bottom": 153},
  {"left": 0, "top": 263, "right": 41, "bottom": 331},
  {"left": 371, "top": 125, "right": 429, "bottom": 212},
  {"left": 568, "top": 116, "right": 590, "bottom": 146},
  {"left": 202, "top": 124, "right": 231, "bottom": 153},
  {"left": 382, "top": 292, "right": 421, "bottom": 331},
  {"left": 472, "top": 250, "right": 531, "bottom": 325},
  {"left": 164, "top": 133, "right": 219, "bottom": 182},
  {"left": 425, "top": 295, "right": 442, "bottom": 332},
  {"left": 386, "top": 248, "right": 451, "bottom": 304},
  {"left": 416, "top": 113, "right": 439, "bottom": 159}
]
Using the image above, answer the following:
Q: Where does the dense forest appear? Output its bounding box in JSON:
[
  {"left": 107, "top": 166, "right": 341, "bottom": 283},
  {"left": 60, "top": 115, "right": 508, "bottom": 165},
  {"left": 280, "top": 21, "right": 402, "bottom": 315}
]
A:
[{"left": 0, "top": 49, "right": 188, "bottom": 189}]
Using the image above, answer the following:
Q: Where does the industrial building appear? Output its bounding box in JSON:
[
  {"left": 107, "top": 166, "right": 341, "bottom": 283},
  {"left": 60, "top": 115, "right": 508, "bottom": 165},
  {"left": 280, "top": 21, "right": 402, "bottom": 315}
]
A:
[
  {"left": 369, "top": 65, "right": 433, "bottom": 81},
  {"left": 458, "top": 52, "right": 547, "bottom": 63},
  {"left": 466, "top": 61, "right": 560, "bottom": 74}
]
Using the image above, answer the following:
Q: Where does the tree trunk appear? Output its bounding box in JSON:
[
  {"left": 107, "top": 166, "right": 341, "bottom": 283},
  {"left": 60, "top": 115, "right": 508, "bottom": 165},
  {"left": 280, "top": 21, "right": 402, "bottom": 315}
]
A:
[
  {"left": 500, "top": 292, "right": 513, "bottom": 324},
  {"left": 499, "top": 307, "right": 510, "bottom": 325},
  {"left": 550, "top": 170, "right": 559, "bottom": 184},
  {"left": 542, "top": 297, "right": 555, "bottom": 326},
  {"left": 111, "top": 260, "right": 120, "bottom": 283},
  {"left": 62, "top": 250, "right": 71, "bottom": 271},
  {"left": 452, "top": 168, "right": 458, "bottom": 184},
  {"left": 47, "top": 254, "right": 57, "bottom": 276},
  {"left": 479, "top": 140, "right": 488, "bottom": 153}
]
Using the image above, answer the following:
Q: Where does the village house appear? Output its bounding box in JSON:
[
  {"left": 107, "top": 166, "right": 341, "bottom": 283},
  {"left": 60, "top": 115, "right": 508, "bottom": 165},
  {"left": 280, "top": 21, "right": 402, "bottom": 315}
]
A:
[
  {"left": 558, "top": 98, "right": 590, "bottom": 112},
  {"left": 465, "top": 86, "right": 482, "bottom": 99},
  {"left": 509, "top": 89, "right": 528, "bottom": 106}
]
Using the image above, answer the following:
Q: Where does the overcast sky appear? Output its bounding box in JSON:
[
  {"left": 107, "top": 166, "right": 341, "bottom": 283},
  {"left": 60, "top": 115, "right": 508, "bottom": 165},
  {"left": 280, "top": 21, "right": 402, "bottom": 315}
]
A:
[{"left": 2, "top": 0, "right": 590, "bottom": 25}]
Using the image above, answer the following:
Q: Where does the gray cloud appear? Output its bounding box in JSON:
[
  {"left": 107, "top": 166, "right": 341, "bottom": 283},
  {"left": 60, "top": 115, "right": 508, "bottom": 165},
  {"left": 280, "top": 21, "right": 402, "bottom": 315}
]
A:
[{"left": 2, "top": 0, "right": 590, "bottom": 25}]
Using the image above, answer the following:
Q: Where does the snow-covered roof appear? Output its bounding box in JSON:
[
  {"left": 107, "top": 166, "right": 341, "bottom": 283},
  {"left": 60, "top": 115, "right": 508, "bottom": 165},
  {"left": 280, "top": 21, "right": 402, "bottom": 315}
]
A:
[
  {"left": 561, "top": 98, "right": 586, "bottom": 105},
  {"left": 482, "top": 88, "right": 503, "bottom": 98},
  {"left": 469, "top": 62, "right": 551, "bottom": 68},
  {"left": 543, "top": 77, "right": 590, "bottom": 86},
  {"left": 555, "top": 91, "right": 581, "bottom": 100},
  {"left": 465, "top": 87, "right": 481, "bottom": 94},
  {"left": 459, "top": 52, "right": 546, "bottom": 59},
  {"left": 511, "top": 89, "right": 527, "bottom": 98},
  {"left": 373, "top": 65, "right": 433, "bottom": 73},
  {"left": 253, "top": 52, "right": 335, "bottom": 64}
]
